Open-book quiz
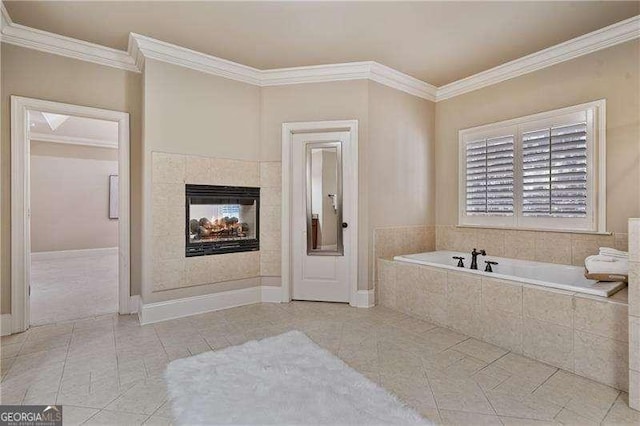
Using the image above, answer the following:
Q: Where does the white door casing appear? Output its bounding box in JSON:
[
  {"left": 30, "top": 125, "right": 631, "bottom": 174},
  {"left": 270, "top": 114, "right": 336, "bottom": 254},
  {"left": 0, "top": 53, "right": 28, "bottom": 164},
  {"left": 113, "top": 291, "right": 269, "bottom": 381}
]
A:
[
  {"left": 281, "top": 121, "right": 358, "bottom": 306},
  {"left": 10, "top": 96, "right": 131, "bottom": 333}
]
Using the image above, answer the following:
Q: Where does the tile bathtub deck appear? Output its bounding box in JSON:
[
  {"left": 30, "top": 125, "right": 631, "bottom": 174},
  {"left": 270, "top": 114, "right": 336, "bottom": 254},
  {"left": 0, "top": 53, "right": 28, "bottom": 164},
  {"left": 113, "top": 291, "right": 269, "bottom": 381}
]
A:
[{"left": 1, "top": 302, "right": 639, "bottom": 425}]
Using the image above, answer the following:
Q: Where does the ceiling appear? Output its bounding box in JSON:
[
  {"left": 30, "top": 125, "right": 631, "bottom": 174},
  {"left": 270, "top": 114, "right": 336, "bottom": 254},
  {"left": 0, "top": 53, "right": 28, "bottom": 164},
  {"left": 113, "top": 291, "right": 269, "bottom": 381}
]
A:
[
  {"left": 29, "top": 111, "right": 119, "bottom": 144},
  {"left": 5, "top": 1, "right": 639, "bottom": 86}
]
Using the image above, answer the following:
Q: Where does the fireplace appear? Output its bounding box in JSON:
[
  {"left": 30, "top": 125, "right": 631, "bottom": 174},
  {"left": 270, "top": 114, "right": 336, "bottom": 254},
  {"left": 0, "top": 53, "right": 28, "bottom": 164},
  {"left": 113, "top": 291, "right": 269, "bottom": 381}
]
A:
[{"left": 185, "top": 184, "right": 260, "bottom": 256}]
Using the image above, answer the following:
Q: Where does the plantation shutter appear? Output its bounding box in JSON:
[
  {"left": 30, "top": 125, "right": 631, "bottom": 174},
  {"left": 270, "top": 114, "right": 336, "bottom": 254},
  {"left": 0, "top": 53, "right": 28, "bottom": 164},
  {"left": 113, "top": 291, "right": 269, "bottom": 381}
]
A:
[
  {"left": 522, "top": 122, "right": 588, "bottom": 217},
  {"left": 465, "top": 135, "right": 515, "bottom": 215}
]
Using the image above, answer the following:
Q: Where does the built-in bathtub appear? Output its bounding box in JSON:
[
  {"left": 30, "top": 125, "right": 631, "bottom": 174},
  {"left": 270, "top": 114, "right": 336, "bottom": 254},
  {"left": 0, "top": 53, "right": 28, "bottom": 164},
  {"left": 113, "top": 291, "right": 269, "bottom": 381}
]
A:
[
  {"left": 394, "top": 250, "right": 626, "bottom": 297},
  {"left": 378, "top": 252, "right": 630, "bottom": 391}
]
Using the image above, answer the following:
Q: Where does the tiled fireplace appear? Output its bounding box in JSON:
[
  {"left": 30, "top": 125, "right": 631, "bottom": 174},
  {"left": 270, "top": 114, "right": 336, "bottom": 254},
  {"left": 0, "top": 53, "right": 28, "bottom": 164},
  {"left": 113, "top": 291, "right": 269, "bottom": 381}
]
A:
[
  {"left": 186, "top": 184, "right": 260, "bottom": 256},
  {"left": 150, "top": 152, "right": 278, "bottom": 294}
]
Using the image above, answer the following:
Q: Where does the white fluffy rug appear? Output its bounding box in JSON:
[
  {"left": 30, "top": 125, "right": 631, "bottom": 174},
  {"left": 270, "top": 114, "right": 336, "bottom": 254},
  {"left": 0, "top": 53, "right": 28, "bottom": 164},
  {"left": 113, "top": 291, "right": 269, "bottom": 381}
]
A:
[{"left": 164, "top": 330, "right": 430, "bottom": 425}]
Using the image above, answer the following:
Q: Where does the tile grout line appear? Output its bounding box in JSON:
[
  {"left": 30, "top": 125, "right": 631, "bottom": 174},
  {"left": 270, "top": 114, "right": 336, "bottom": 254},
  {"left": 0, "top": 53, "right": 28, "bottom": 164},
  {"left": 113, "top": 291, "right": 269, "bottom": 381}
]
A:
[
  {"left": 530, "top": 367, "right": 559, "bottom": 395},
  {"left": 599, "top": 390, "right": 622, "bottom": 424},
  {"left": 54, "top": 321, "right": 75, "bottom": 405},
  {"left": 420, "top": 366, "right": 443, "bottom": 423}
]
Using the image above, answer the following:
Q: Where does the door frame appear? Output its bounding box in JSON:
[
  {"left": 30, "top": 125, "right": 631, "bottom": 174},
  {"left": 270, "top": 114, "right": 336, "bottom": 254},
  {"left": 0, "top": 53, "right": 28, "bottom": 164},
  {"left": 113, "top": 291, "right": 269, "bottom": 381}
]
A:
[
  {"left": 11, "top": 96, "right": 131, "bottom": 333},
  {"left": 281, "top": 120, "right": 358, "bottom": 306}
]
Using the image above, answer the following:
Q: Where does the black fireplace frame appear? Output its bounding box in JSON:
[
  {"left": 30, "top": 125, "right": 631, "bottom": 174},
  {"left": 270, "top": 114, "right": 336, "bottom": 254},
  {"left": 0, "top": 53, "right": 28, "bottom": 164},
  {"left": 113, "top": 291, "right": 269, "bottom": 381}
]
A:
[{"left": 185, "top": 184, "right": 260, "bottom": 257}]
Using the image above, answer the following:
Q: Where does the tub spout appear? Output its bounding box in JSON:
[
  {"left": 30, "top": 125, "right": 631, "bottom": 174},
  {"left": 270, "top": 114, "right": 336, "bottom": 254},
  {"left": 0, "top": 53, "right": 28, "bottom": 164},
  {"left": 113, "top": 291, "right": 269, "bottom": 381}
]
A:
[{"left": 470, "top": 248, "right": 486, "bottom": 270}]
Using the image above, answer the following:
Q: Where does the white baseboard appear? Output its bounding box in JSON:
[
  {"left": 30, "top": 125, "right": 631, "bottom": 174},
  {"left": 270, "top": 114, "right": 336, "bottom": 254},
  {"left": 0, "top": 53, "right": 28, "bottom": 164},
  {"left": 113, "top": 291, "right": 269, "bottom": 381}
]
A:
[
  {"left": 139, "top": 285, "right": 284, "bottom": 325},
  {"left": 355, "top": 289, "right": 375, "bottom": 308},
  {"left": 128, "top": 295, "right": 140, "bottom": 314},
  {"left": 261, "top": 286, "right": 283, "bottom": 303},
  {"left": 31, "top": 247, "right": 118, "bottom": 260},
  {"left": 1, "top": 314, "right": 12, "bottom": 336},
  {"left": 140, "top": 287, "right": 261, "bottom": 325}
]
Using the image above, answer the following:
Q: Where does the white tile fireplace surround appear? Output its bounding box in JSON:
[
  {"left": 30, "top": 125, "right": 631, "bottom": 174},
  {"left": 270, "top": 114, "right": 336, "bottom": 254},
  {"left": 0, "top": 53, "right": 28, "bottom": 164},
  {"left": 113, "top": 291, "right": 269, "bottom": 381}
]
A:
[{"left": 150, "top": 152, "right": 281, "bottom": 294}]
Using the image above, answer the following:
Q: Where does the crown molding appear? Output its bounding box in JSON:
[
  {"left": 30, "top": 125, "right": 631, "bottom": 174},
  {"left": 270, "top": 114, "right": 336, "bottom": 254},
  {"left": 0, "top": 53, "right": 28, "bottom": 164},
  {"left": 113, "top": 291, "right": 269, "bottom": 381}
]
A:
[
  {"left": 260, "top": 61, "right": 371, "bottom": 86},
  {"left": 129, "top": 34, "right": 437, "bottom": 100},
  {"left": 129, "top": 32, "right": 262, "bottom": 85},
  {"left": 369, "top": 62, "right": 437, "bottom": 101},
  {"left": 260, "top": 61, "right": 437, "bottom": 100},
  {"left": 30, "top": 132, "right": 118, "bottom": 149},
  {"left": 1, "top": 18, "right": 138, "bottom": 72},
  {"left": 0, "top": 1, "right": 11, "bottom": 36},
  {"left": 436, "top": 15, "right": 640, "bottom": 101},
  {"left": 1, "top": 3, "right": 637, "bottom": 102}
]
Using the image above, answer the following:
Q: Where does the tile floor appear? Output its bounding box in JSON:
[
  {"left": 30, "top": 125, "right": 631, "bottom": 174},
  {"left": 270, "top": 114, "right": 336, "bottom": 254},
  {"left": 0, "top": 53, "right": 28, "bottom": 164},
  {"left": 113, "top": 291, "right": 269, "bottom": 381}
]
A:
[
  {"left": 30, "top": 252, "right": 118, "bottom": 325},
  {"left": 1, "top": 302, "right": 639, "bottom": 425}
]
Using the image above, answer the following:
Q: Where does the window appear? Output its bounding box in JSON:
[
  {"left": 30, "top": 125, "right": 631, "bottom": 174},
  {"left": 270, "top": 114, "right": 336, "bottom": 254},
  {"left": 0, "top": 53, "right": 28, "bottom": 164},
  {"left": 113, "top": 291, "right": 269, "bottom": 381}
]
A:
[{"left": 459, "top": 101, "right": 605, "bottom": 232}]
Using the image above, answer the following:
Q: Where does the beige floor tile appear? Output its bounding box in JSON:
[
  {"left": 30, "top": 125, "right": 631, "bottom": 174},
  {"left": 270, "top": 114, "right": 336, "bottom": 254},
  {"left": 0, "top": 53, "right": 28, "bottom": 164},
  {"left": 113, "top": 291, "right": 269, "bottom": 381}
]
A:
[
  {"left": 602, "top": 393, "right": 640, "bottom": 425},
  {"left": 553, "top": 408, "right": 598, "bottom": 425},
  {"left": 443, "top": 355, "right": 487, "bottom": 377},
  {"left": 451, "top": 338, "right": 508, "bottom": 364},
  {"left": 1, "top": 301, "right": 633, "bottom": 426},
  {"left": 143, "top": 416, "right": 172, "bottom": 426},
  {"left": 61, "top": 405, "right": 100, "bottom": 426},
  {"left": 150, "top": 400, "right": 173, "bottom": 419},
  {"left": 472, "top": 365, "right": 512, "bottom": 391},
  {"left": 420, "top": 327, "right": 469, "bottom": 353},
  {"left": 486, "top": 390, "right": 563, "bottom": 421},
  {"left": 380, "top": 372, "right": 438, "bottom": 412},
  {"left": 532, "top": 370, "right": 619, "bottom": 422},
  {"left": 440, "top": 409, "right": 503, "bottom": 425},
  {"left": 1, "top": 343, "right": 22, "bottom": 359},
  {"left": 492, "top": 353, "right": 557, "bottom": 384},
  {"left": 1, "top": 332, "right": 28, "bottom": 345},
  {"left": 499, "top": 416, "right": 560, "bottom": 425},
  {"left": 31, "top": 254, "right": 118, "bottom": 326},
  {"left": 105, "top": 378, "right": 167, "bottom": 415},
  {"left": 427, "top": 368, "right": 496, "bottom": 415},
  {"left": 84, "top": 409, "right": 149, "bottom": 425}
]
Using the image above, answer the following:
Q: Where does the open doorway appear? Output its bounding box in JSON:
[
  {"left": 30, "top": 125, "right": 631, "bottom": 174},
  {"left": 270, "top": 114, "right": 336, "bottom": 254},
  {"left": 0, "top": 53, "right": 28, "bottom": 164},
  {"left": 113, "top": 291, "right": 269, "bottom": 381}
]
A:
[
  {"left": 11, "top": 97, "right": 130, "bottom": 333},
  {"left": 28, "top": 112, "right": 120, "bottom": 325}
]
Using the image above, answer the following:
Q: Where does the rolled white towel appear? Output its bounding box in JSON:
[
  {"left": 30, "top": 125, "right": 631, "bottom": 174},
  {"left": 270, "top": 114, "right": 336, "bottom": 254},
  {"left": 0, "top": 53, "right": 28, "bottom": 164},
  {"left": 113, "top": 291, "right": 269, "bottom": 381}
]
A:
[
  {"left": 599, "top": 247, "right": 628, "bottom": 259},
  {"left": 585, "top": 254, "right": 628, "bottom": 275}
]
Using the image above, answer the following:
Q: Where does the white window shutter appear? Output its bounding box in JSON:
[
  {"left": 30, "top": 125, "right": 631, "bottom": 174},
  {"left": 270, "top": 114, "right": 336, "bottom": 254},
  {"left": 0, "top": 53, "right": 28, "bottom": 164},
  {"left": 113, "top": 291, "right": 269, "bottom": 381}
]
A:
[
  {"left": 522, "top": 122, "right": 587, "bottom": 218},
  {"left": 458, "top": 100, "right": 604, "bottom": 232},
  {"left": 465, "top": 135, "right": 514, "bottom": 216}
]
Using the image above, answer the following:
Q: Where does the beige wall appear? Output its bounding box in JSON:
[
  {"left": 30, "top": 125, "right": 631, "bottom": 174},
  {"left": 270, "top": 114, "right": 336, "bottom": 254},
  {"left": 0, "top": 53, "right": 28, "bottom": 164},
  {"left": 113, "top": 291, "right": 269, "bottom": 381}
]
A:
[
  {"left": 435, "top": 40, "right": 640, "bottom": 233},
  {"left": 144, "top": 59, "right": 260, "bottom": 160},
  {"left": 367, "top": 81, "right": 435, "bottom": 227},
  {"left": 260, "top": 81, "right": 371, "bottom": 290},
  {"left": 7, "top": 37, "right": 634, "bottom": 313},
  {"left": 142, "top": 75, "right": 437, "bottom": 296},
  {"left": 1, "top": 44, "right": 143, "bottom": 313},
  {"left": 30, "top": 141, "right": 118, "bottom": 252},
  {"left": 367, "top": 81, "right": 436, "bottom": 288}
]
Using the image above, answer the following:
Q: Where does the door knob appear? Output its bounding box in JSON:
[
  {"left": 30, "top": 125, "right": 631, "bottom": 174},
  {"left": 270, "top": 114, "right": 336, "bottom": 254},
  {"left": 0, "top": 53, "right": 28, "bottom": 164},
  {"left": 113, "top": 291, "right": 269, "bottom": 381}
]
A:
[{"left": 341, "top": 222, "right": 348, "bottom": 228}]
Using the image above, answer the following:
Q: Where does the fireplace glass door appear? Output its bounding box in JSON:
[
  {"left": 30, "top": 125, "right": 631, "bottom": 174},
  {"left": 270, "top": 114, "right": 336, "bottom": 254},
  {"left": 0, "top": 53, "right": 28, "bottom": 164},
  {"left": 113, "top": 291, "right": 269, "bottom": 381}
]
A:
[{"left": 185, "top": 185, "right": 260, "bottom": 256}]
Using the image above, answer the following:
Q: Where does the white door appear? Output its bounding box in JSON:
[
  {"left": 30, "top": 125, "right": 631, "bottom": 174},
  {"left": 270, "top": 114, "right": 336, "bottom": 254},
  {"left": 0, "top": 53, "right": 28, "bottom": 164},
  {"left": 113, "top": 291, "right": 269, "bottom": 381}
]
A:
[{"left": 291, "top": 131, "right": 353, "bottom": 302}]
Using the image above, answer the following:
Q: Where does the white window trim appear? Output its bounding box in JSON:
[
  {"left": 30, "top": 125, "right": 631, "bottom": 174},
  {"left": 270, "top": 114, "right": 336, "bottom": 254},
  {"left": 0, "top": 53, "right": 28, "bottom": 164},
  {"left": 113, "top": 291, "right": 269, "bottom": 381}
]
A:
[{"left": 458, "top": 100, "right": 606, "bottom": 233}]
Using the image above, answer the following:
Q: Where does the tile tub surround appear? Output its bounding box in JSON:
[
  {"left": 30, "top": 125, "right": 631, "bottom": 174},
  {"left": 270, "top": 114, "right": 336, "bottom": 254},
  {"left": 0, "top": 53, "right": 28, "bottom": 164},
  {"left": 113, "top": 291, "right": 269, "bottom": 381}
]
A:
[
  {"left": 435, "top": 225, "right": 629, "bottom": 266},
  {"left": 150, "top": 152, "right": 280, "bottom": 292},
  {"left": 629, "top": 218, "right": 640, "bottom": 411},
  {"left": 378, "top": 259, "right": 630, "bottom": 391},
  {"left": 373, "top": 225, "right": 435, "bottom": 300}
]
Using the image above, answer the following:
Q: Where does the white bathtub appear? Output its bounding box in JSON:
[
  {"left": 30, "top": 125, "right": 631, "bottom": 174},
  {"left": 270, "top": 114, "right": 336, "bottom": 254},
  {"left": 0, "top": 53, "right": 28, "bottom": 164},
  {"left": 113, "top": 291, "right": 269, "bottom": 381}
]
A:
[{"left": 393, "top": 250, "right": 626, "bottom": 297}]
